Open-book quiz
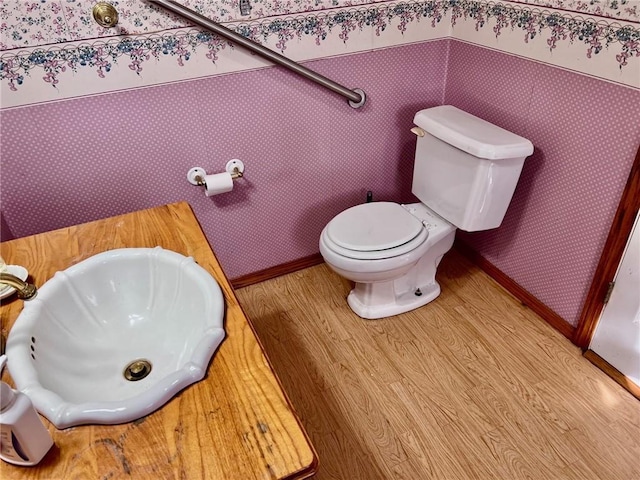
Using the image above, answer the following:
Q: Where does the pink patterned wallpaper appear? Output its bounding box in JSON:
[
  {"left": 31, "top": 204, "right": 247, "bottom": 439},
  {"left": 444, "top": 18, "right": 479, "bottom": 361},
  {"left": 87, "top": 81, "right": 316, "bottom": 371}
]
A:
[
  {"left": 445, "top": 41, "right": 640, "bottom": 326},
  {"left": 0, "top": 40, "right": 448, "bottom": 275},
  {"left": 1, "top": 39, "right": 638, "bottom": 327}
]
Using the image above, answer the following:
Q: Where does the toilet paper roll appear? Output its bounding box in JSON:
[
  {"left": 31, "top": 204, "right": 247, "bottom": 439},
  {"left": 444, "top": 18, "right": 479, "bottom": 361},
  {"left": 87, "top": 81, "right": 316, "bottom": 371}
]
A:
[{"left": 204, "top": 172, "right": 234, "bottom": 197}]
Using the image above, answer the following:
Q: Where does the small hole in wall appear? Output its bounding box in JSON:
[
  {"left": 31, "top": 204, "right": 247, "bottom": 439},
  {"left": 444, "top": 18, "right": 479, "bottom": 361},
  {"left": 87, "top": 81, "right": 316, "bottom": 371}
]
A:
[
  {"left": 31, "top": 336, "right": 36, "bottom": 344},
  {"left": 30, "top": 345, "right": 34, "bottom": 352},
  {"left": 31, "top": 353, "right": 35, "bottom": 360}
]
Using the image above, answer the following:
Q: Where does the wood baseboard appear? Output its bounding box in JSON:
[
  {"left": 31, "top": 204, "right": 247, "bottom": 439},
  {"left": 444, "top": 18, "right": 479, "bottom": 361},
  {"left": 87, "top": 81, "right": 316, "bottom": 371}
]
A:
[
  {"left": 231, "top": 253, "right": 324, "bottom": 289},
  {"left": 232, "top": 243, "right": 576, "bottom": 342},
  {"left": 583, "top": 350, "right": 640, "bottom": 400},
  {"left": 455, "top": 240, "right": 576, "bottom": 341}
]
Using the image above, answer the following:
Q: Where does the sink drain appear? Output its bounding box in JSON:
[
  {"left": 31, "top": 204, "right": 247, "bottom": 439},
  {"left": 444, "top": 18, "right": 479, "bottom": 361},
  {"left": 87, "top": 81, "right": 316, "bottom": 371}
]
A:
[{"left": 124, "top": 359, "right": 152, "bottom": 381}]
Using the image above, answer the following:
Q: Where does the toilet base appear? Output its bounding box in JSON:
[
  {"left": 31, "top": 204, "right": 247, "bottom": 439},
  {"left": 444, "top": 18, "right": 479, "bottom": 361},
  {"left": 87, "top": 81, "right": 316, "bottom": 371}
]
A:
[
  {"left": 321, "top": 206, "right": 456, "bottom": 320},
  {"left": 347, "top": 280, "right": 441, "bottom": 320}
]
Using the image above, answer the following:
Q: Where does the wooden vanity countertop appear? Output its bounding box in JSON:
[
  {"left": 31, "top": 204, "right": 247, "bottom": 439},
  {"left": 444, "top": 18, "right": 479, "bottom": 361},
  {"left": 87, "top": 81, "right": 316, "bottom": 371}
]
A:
[{"left": 0, "top": 202, "right": 317, "bottom": 480}]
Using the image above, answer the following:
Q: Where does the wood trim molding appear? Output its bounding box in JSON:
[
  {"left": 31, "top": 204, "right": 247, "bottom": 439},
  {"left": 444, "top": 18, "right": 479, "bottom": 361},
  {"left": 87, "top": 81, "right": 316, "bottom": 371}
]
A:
[
  {"left": 573, "top": 146, "right": 640, "bottom": 349},
  {"left": 231, "top": 253, "right": 324, "bottom": 289},
  {"left": 455, "top": 240, "right": 576, "bottom": 340},
  {"left": 583, "top": 350, "right": 640, "bottom": 400}
]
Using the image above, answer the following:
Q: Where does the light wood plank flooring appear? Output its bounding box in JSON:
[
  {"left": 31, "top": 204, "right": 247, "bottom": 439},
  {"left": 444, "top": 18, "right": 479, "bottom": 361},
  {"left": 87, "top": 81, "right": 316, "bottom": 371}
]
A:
[{"left": 236, "top": 249, "right": 640, "bottom": 479}]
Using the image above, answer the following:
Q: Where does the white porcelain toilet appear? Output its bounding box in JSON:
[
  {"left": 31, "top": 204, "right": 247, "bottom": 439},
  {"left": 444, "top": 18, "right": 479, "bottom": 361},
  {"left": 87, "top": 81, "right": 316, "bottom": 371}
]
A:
[{"left": 319, "top": 105, "right": 534, "bottom": 319}]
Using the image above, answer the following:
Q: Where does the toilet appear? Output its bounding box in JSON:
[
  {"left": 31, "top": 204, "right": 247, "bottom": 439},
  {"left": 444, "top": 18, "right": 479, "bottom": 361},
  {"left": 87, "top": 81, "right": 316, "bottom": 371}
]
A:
[{"left": 319, "top": 105, "right": 534, "bottom": 319}]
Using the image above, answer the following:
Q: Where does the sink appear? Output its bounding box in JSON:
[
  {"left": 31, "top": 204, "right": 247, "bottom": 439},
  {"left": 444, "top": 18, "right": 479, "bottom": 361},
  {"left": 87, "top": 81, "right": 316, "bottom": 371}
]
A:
[{"left": 5, "top": 247, "right": 225, "bottom": 429}]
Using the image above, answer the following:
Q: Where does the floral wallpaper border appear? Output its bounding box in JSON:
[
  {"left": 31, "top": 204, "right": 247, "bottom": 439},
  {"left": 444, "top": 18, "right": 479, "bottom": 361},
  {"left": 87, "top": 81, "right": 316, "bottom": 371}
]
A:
[
  {"left": 0, "top": 0, "right": 637, "bottom": 54},
  {"left": 510, "top": 0, "right": 639, "bottom": 22},
  {"left": 1, "top": 0, "right": 638, "bottom": 106},
  {"left": 449, "top": 1, "right": 640, "bottom": 66}
]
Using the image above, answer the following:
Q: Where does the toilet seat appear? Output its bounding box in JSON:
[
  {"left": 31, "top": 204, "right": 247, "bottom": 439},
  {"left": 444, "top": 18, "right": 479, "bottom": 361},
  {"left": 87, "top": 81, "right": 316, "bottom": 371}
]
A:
[{"left": 323, "top": 202, "right": 428, "bottom": 260}]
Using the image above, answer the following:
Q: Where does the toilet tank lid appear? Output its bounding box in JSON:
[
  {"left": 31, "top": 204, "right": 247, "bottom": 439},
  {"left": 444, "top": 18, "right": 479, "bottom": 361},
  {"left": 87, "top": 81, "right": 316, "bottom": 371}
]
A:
[{"left": 414, "top": 105, "right": 534, "bottom": 160}]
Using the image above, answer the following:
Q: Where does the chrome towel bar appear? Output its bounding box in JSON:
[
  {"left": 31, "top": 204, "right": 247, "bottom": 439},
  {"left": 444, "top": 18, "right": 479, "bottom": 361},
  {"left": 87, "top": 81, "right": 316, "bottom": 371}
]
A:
[{"left": 149, "top": 0, "right": 366, "bottom": 108}]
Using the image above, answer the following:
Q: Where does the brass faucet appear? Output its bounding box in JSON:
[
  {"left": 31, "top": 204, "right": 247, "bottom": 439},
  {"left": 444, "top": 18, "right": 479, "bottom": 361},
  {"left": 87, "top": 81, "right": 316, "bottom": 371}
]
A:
[{"left": 0, "top": 273, "right": 37, "bottom": 300}]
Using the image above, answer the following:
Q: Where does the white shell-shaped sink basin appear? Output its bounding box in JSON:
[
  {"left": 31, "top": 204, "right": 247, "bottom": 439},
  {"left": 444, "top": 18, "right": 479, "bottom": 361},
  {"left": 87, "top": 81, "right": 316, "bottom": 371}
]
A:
[{"left": 6, "top": 247, "right": 225, "bottom": 429}]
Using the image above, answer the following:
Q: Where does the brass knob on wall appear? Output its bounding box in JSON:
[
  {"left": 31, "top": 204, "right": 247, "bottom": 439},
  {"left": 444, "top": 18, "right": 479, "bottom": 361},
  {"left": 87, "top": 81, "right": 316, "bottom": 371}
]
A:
[{"left": 92, "top": 2, "right": 119, "bottom": 28}]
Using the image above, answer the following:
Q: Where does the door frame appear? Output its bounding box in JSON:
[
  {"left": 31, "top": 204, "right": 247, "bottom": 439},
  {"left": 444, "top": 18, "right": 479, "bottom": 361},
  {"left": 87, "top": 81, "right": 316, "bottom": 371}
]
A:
[{"left": 573, "top": 146, "right": 640, "bottom": 349}]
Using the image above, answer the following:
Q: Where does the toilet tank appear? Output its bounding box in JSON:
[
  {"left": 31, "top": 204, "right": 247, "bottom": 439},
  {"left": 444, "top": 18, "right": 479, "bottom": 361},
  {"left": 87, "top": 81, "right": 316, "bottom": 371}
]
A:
[{"left": 411, "top": 106, "right": 534, "bottom": 232}]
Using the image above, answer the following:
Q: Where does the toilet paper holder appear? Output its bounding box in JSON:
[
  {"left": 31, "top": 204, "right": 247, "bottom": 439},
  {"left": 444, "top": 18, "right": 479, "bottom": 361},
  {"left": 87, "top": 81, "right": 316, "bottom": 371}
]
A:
[{"left": 187, "top": 160, "right": 245, "bottom": 187}]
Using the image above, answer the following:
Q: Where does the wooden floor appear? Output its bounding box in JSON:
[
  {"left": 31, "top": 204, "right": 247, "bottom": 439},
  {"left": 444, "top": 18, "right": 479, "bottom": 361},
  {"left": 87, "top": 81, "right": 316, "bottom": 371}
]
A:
[{"left": 236, "top": 250, "right": 640, "bottom": 480}]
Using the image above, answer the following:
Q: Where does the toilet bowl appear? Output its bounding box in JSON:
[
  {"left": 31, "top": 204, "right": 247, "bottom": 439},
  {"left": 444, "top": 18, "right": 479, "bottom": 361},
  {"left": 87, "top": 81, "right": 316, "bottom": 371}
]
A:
[
  {"left": 319, "top": 202, "right": 456, "bottom": 319},
  {"left": 319, "top": 105, "right": 534, "bottom": 319}
]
